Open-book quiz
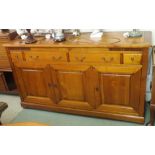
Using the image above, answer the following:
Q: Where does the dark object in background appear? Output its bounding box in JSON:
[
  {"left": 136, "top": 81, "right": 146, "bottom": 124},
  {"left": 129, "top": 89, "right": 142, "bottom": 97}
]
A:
[
  {"left": 1, "top": 29, "right": 9, "bottom": 33},
  {"left": 0, "top": 29, "right": 18, "bottom": 40},
  {"left": 25, "top": 29, "right": 37, "bottom": 44},
  {"left": 8, "top": 31, "right": 18, "bottom": 40},
  {"left": 0, "top": 102, "right": 8, "bottom": 125},
  {"left": 0, "top": 72, "right": 17, "bottom": 94}
]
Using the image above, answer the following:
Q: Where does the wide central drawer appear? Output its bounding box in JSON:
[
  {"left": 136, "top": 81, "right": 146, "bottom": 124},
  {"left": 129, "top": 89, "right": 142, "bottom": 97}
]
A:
[
  {"left": 69, "top": 52, "right": 121, "bottom": 64},
  {"left": 24, "top": 48, "right": 68, "bottom": 62},
  {"left": 24, "top": 52, "right": 68, "bottom": 62}
]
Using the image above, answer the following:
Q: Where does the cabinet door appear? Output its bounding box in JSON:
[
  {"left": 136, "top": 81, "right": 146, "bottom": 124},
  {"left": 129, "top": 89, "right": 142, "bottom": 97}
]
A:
[
  {"left": 13, "top": 62, "right": 56, "bottom": 106},
  {"left": 94, "top": 64, "right": 142, "bottom": 116},
  {"left": 49, "top": 64, "right": 99, "bottom": 110}
]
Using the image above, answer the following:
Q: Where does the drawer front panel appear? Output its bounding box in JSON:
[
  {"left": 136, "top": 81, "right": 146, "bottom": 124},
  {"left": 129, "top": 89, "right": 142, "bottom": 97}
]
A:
[
  {"left": 123, "top": 53, "right": 142, "bottom": 65},
  {"left": 70, "top": 52, "right": 121, "bottom": 64},
  {"left": 24, "top": 52, "right": 67, "bottom": 62},
  {"left": 10, "top": 52, "right": 23, "bottom": 62}
]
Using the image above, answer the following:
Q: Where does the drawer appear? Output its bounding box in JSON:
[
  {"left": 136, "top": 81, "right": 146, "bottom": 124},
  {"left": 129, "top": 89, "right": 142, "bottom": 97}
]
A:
[
  {"left": 70, "top": 52, "right": 121, "bottom": 64},
  {"left": 123, "top": 53, "right": 142, "bottom": 65},
  {"left": 24, "top": 52, "right": 67, "bottom": 62},
  {"left": 0, "top": 72, "right": 7, "bottom": 91},
  {"left": 10, "top": 52, "right": 23, "bottom": 62}
]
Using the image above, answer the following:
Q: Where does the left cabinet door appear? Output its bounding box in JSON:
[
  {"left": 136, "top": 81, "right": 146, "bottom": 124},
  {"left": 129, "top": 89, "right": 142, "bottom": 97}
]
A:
[{"left": 13, "top": 62, "right": 57, "bottom": 106}]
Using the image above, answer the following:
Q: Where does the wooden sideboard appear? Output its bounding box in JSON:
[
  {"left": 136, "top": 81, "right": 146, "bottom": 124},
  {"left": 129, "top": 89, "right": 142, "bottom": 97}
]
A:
[
  {"left": 0, "top": 33, "right": 17, "bottom": 94},
  {"left": 4, "top": 32, "right": 152, "bottom": 123}
]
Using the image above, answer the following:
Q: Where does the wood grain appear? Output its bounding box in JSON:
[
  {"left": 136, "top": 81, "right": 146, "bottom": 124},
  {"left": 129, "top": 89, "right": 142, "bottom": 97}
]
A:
[{"left": 3, "top": 32, "right": 152, "bottom": 48}]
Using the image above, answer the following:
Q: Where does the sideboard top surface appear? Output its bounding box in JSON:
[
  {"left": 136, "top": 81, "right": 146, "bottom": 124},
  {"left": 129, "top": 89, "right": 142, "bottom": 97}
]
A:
[{"left": 3, "top": 31, "right": 152, "bottom": 48}]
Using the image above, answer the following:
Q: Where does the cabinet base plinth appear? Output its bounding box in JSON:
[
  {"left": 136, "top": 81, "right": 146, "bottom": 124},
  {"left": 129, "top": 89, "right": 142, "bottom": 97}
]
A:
[{"left": 21, "top": 102, "right": 144, "bottom": 124}]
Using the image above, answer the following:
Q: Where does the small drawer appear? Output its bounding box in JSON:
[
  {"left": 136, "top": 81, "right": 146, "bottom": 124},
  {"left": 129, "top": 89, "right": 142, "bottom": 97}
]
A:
[
  {"left": 24, "top": 52, "right": 67, "bottom": 62},
  {"left": 10, "top": 52, "right": 23, "bottom": 62},
  {"left": 70, "top": 52, "right": 120, "bottom": 64},
  {"left": 123, "top": 53, "right": 142, "bottom": 65}
]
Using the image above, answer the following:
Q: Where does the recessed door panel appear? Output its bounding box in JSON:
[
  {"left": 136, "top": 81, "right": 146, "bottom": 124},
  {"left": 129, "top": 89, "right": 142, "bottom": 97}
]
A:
[
  {"left": 50, "top": 64, "right": 97, "bottom": 110},
  {"left": 57, "top": 71, "right": 85, "bottom": 101},
  {"left": 100, "top": 74, "right": 130, "bottom": 106},
  {"left": 95, "top": 65, "right": 142, "bottom": 116},
  {"left": 13, "top": 62, "right": 56, "bottom": 105},
  {"left": 21, "top": 69, "right": 48, "bottom": 97}
]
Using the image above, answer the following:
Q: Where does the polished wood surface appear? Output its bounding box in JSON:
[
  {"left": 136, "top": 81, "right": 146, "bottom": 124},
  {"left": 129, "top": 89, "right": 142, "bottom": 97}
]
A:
[
  {"left": 5, "top": 32, "right": 152, "bottom": 123},
  {"left": 4, "top": 32, "right": 151, "bottom": 48}
]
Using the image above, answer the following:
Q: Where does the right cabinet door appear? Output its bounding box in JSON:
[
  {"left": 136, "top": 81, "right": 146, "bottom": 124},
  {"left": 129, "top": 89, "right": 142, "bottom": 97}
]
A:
[{"left": 95, "top": 65, "right": 142, "bottom": 116}]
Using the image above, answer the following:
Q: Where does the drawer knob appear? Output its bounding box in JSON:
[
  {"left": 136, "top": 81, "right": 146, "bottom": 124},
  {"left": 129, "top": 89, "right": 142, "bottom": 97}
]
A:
[
  {"left": 52, "top": 56, "right": 62, "bottom": 61},
  {"left": 95, "top": 87, "right": 99, "bottom": 92},
  {"left": 102, "top": 57, "right": 114, "bottom": 63},
  {"left": 16, "top": 56, "right": 19, "bottom": 59},
  {"left": 30, "top": 56, "right": 39, "bottom": 59},
  {"left": 75, "top": 57, "right": 86, "bottom": 62},
  {"left": 48, "top": 83, "right": 57, "bottom": 88}
]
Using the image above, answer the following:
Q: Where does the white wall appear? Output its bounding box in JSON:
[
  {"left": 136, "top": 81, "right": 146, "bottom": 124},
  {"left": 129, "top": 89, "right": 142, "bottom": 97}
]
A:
[
  {"left": 144, "top": 29, "right": 155, "bottom": 45},
  {"left": 80, "top": 29, "right": 155, "bottom": 45}
]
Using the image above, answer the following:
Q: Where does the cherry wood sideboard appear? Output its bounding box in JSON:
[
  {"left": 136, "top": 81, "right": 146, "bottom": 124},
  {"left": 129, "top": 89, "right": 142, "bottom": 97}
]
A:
[{"left": 4, "top": 32, "right": 152, "bottom": 123}]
